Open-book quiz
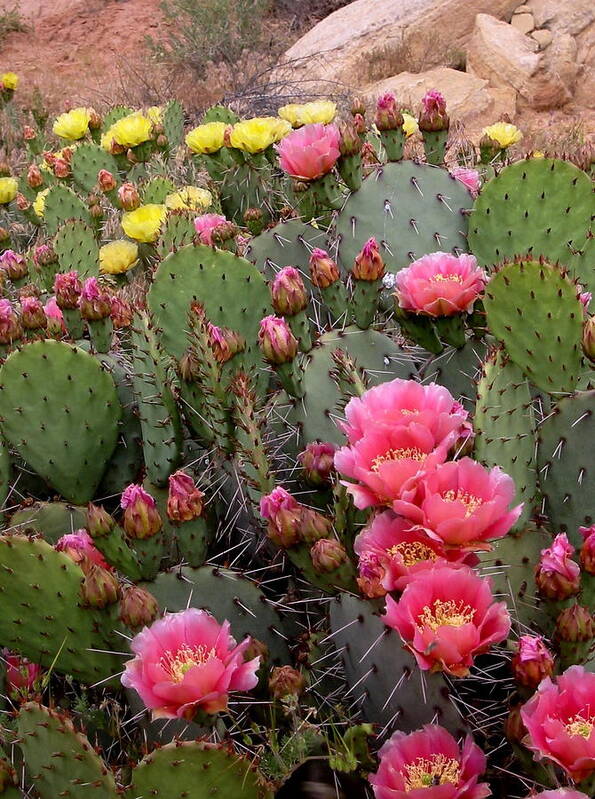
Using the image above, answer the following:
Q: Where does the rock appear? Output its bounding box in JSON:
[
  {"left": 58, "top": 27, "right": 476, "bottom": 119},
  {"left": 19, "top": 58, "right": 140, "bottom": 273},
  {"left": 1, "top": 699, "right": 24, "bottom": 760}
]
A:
[
  {"left": 466, "top": 14, "right": 569, "bottom": 109},
  {"left": 511, "top": 12, "right": 535, "bottom": 35},
  {"left": 514, "top": 4, "right": 533, "bottom": 12},
  {"left": 273, "top": 0, "right": 522, "bottom": 93},
  {"left": 523, "top": 0, "right": 594, "bottom": 37},
  {"left": 530, "top": 28, "right": 553, "bottom": 49},
  {"left": 544, "top": 34, "right": 578, "bottom": 95}
]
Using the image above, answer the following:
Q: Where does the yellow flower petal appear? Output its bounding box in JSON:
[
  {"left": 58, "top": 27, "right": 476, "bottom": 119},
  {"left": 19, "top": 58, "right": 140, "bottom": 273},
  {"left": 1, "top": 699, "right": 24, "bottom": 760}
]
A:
[
  {"left": 229, "top": 117, "right": 291, "bottom": 153},
  {"left": 0, "top": 177, "right": 18, "bottom": 204},
  {"left": 121, "top": 204, "right": 166, "bottom": 243},
  {"left": 53, "top": 107, "right": 92, "bottom": 141},
  {"left": 402, "top": 113, "right": 419, "bottom": 138},
  {"left": 104, "top": 112, "right": 153, "bottom": 150},
  {"left": 1, "top": 72, "right": 18, "bottom": 90},
  {"left": 482, "top": 122, "right": 523, "bottom": 149},
  {"left": 185, "top": 122, "right": 227, "bottom": 154},
  {"left": 165, "top": 186, "right": 212, "bottom": 211},
  {"left": 99, "top": 240, "right": 139, "bottom": 274},
  {"left": 33, "top": 188, "right": 50, "bottom": 219},
  {"left": 278, "top": 101, "right": 336, "bottom": 127}
]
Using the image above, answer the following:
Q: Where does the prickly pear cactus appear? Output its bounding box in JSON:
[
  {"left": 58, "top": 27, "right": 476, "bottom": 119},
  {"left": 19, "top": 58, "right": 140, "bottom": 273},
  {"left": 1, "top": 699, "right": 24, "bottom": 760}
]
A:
[{"left": 54, "top": 219, "right": 100, "bottom": 277}]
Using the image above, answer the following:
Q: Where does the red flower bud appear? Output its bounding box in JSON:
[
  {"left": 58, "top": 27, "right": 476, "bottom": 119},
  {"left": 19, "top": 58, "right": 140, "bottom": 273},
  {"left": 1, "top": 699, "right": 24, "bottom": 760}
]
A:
[
  {"left": 117, "top": 182, "right": 141, "bottom": 211},
  {"left": 79, "top": 277, "right": 112, "bottom": 321},
  {"left": 258, "top": 315, "right": 298, "bottom": 364},
  {"left": 110, "top": 295, "right": 134, "bottom": 329},
  {"left": 260, "top": 486, "right": 302, "bottom": 548},
  {"left": 27, "top": 163, "right": 44, "bottom": 189},
  {"left": 97, "top": 169, "right": 117, "bottom": 192},
  {"left": 352, "top": 237, "right": 385, "bottom": 281},
  {"left": 374, "top": 92, "right": 403, "bottom": 132},
  {"left": 555, "top": 604, "right": 594, "bottom": 643},
  {"left": 418, "top": 89, "right": 449, "bottom": 132},
  {"left": 80, "top": 561, "right": 121, "bottom": 608},
  {"left": 271, "top": 266, "right": 309, "bottom": 316},
  {"left": 0, "top": 298, "right": 22, "bottom": 344},
  {"left": 53, "top": 158, "right": 70, "bottom": 179},
  {"left": 54, "top": 271, "right": 82, "bottom": 309},
  {"left": 298, "top": 441, "right": 336, "bottom": 486},
  {"left": 207, "top": 322, "right": 245, "bottom": 364},
  {"left": 22, "top": 125, "right": 36, "bottom": 141},
  {"left": 535, "top": 533, "right": 581, "bottom": 600},
  {"left": 119, "top": 584, "right": 160, "bottom": 629},
  {"left": 86, "top": 502, "right": 114, "bottom": 537},
  {"left": 511, "top": 635, "right": 554, "bottom": 689},
  {"left": 338, "top": 119, "right": 363, "bottom": 156},
  {"left": 268, "top": 665, "right": 304, "bottom": 699},
  {"left": 0, "top": 249, "right": 28, "bottom": 281},
  {"left": 167, "top": 470, "right": 204, "bottom": 522},
  {"left": 582, "top": 316, "right": 595, "bottom": 363},
  {"left": 20, "top": 295, "right": 46, "bottom": 331},
  {"left": 121, "top": 484, "right": 162, "bottom": 539},
  {"left": 308, "top": 248, "right": 340, "bottom": 289},
  {"left": 579, "top": 524, "right": 595, "bottom": 574},
  {"left": 310, "top": 538, "right": 348, "bottom": 573}
]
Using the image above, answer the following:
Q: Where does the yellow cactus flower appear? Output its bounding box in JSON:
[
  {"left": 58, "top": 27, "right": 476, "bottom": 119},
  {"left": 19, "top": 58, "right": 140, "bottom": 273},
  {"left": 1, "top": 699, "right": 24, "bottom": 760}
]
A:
[
  {"left": 229, "top": 117, "right": 292, "bottom": 153},
  {"left": 99, "top": 239, "right": 139, "bottom": 275},
  {"left": 185, "top": 122, "right": 227, "bottom": 154},
  {"left": 0, "top": 177, "right": 18, "bottom": 204},
  {"left": 1, "top": 72, "right": 18, "bottom": 90},
  {"left": 482, "top": 122, "right": 523, "bottom": 149},
  {"left": 33, "top": 188, "right": 50, "bottom": 219},
  {"left": 146, "top": 106, "right": 163, "bottom": 126},
  {"left": 53, "top": 107, "right": 92, "bottom": 141},
  {"left": 103, "top": 113, "right": 153, "bottom": 150},
  {"left": 121, "top": 204, "right": 166, "bottom": 243},
  {"left": 165, "top": 186, "right": 213, "bottom": 211},
  {"left": 531, "top": 150, "right": 545, "bottom": 159},
  {"left": 402, "top": 113, "right": 419, "bottom": 138},
  {"left": 278, "top": 101, "right": 337, "bottom": 127}
]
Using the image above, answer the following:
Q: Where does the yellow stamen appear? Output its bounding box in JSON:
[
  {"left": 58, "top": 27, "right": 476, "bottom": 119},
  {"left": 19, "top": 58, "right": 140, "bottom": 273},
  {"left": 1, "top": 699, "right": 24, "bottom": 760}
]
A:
[
  {"left": 418, "top": 599, "right": 476, "bottom": 631},
  {"left": 160, "top": 643, "right": 216, "bottom": 682},
  {"left": 388, "top": 541, "right": 438, "bottom": 568},
  {"left": 371, "top": 447, "right": 426, "bottom": 472},
  {"left": 566, "top": 714, "right": 594, "bottom": 739},
  {"left": 442, "top": 489, "right": 483, "bottom": 517},
  {"left": 430, "top": 273, "right": 464, "bottom": 284},
  {"left": 404, "top": 754, "right": 461, "bottom": 790}
]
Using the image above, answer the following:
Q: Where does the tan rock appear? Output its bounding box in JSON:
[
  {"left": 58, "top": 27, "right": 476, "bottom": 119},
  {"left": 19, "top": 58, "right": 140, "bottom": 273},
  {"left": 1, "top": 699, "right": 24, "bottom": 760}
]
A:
[
  {"left": 524, "top": 0, "right": 594, "bottom": 36},
  {"left": 544, "top": 34, "right": 578, "bottom": 96},
  {"left": 273, "top": 0, "right": 522, "bottom": 93},
  {"left": 531, "top": 28, "right": 553, "bottom": 49},
  {"left": 511, "top": 12, "right": 535, "bottom": 35}
]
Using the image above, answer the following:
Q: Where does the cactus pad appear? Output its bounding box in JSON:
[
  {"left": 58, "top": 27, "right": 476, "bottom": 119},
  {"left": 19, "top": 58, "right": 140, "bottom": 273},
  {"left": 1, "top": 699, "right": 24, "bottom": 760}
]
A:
[
  {"left": 54, "top": 220, "right": 100, "bottom": 278},
  {"left": 156, "top": 210, "right": 196, "bottom": 257},
  {"left": 42, "top": 184, "right": 93, "bottom": 236},
  {"left": 71, "top": 143, "right": 120, "bottom": 194},
  {"left": 142, "top": 176, "right": 176, "bottom": 204},
  {"left": 8, "top": 501, "right": 87, "bottom": 543},
  {"left": 245, "top": 218, "right": 328, "bottom": 280}
]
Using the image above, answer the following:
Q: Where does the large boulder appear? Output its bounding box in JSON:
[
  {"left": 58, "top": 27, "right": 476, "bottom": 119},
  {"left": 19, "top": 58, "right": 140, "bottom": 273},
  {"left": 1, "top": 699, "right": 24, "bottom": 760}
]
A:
[
  {"left": 273, "top": 0, "right": 522, "bottom": 94},
  {"left": 523, "top": 0, "right": 594, "bottom": 36}
]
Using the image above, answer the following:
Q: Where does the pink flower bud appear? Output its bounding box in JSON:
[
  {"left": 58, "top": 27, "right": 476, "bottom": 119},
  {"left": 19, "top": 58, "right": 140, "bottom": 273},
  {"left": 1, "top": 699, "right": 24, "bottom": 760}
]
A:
[
  {"left": 55, "top": 529, "right": 110, "bottom": 569},
  {"left": 0, "top": 298, "right": 22, "bottom": 344},
  {"left": 167, "top": 470, "right": 204, "bottom": 522},
  {"left": 97, "top": 169, "right": 116, "bottom": 192},
  {"left": 54, "top": 271, "right": 82, "bottom": 309},
  {"left": 121, "top": 483, "right": 163, "bottom": 539},
  {"left": 20, "top": 295, "right": 46, "bottom": 330},
  {"left": 80, "top": 561, "right": 121, "bottom": 608},
  {"left": 16, "top": 193, "right": 30, "bottom": 211},
  {"left": 43, "top": 296, "right": 66, "bottom": 334},
  {"left": 535, "top": 533, "right": 581, "bottom": 600},
  {"left": 117, "top": 182, "right": 141, "bottom": 211},
  {"left": 33, "top": 243, "right": 57, "bottom": 266},
  {"left": 0, "top": 249, "right": 28, "bottom": 281},
  {"left": 356, "top": 552, "right": 387, "bottom": 598},
  {"left": 555, "top": 604, "right": 594, "bottom": 643},
  {"left": 86, "top": 502, "right": 114, "bottom": 537},
  {"left": 374, "top": 92, "right": 403, "bottom": 132},
  {"left": 258, "top": 315, "right": 298, "bottom": 364},
  {"left": 299, "top": 507, "right": 333, "bottom": 544},
  {"left": 210, "top": 220, "right": 238, "bottom": 245},
  {"left": 27, "top": 163, "right": 44, "bottom": 189},
  {"left": 79, "top": 276, "right": 112, "bottom": 321},
  {"left": 310, "top": 538, "right": 348, "bottom": 573},
  {"left": 450, "top": 166, "right": 481, "bottom": 198},
  {"left": 579, "top": 525, "right": 595, "bottom": 574},
  {"left": 3, "top": 649, "right": 42, "bottom": 700},
  {"left": 308, "top": 248, "right": 340, "bottom": 288},
  {"left": 579, "top": 291, "right": 591, "bottom": 311},
  {"left": 194, "top": 213, "right": 227, "bottom": 246},
  {"left": 260, "top": 486, "right": 302, "bottom": 547},
  {"left": 582, "top": 316, "right": 595, "bottom": 363},
  {"left": 119, "top": 584, "right": 160, "bottom": 629},
  {"left": 207, "top": 322, "right": 245, "bottom": 363},
  {"left": 53, "top": 158, "right": 70, "bottom": 179},
  {"left": 352, "top": 237, "right": 385, "bottom": 281},
  {"left": 270, "top": 266, "right": 308, "bottom": 316},
  {"left": 22, "top": 125, "right": 36, "bottom": 140},
  {"left": 268, "top": 665, "right": 304, "bottom": 699},
  {"left": 110, "top": 294, "right": 133, "bottom": 329},
  {"left": 511, "top": 635, "right": 554, "bottom": 689},
  {"left": 338, "top": 119, "right": 362, "bottom": 156},
  {"left": 298, "top": 441, "right": 336, "bottom": 486},
  {"left": 419, "top": 89, "right": 449, "bottom": 132}
]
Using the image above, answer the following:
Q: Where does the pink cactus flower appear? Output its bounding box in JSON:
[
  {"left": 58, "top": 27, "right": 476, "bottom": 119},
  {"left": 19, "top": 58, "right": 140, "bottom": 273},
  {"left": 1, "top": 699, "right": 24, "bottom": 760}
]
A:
[
  {"left": 167, "top": 470, "right": 204, "bottom": 522},
  {"left": 521, "top": 665, "right": 595, "bottom": 782},
  {"left": 383, "top": 564, "right": 511, "bottom": 677},
  {"left": 54, "top": 271, "right": 82, "bottom": 309},
  {"left": 422, "top": 90, "right": 447, "bottom": 116},
  {"left": 579, "top": 524, "right": 595, "bottom": 574},
  {"left": 369, "top": 724, "right": 490, "bottom": 799},
  {"left": 55, "top": 529, "right": 110, "bottom": 569},
  {"left": 3, "top": 650, "right": 42, "bottom": 699},
  {"left": 450, "top": 167, "right": 481, "bottom": 197},
  {"left": 43, "top": 296, "right": 66, "bottom": 333},
  {"left": 392, "top": 457, "right": 522, "bottom": 551},
  {"left": 260, "top": 486, "right": 302, "bottom": 547},
  {"left": 334, "top": 423, "right": 450, "bottom": 510},
  {"left": 339, "top": 378, "right": 471, "bottom": 450},
  {"left": 530, "top": 791, "right": 590, "bottom": 799},
  {"left": 535, "top": 533, "right": 581, "bottom": 600},
  {"left": 194, "top": 213, "right": 227, "bottom": 245},
  {"left": 121, "top": 607, "right": 261, "bottom": 719},
  {"left": 79, "top": 276, "right": 112, "bottom": 320},
  {"left": 511, "top": 635, "right": 555, "bottom": 689},
  {"left": 579, "top": 291, "right": 592, "bottom": 311},
  {"left": 395, "top": 252, "right": 487, "bottom": 317},
  {"left": 354, "top": 510, "right": 475, "bottom": 595},
  {"left": 0, "top": 298, "right": 22, "bottom": 344},
  {"left": 276, "top": 123, "right": 341, "bottom": 180},
  {"left": 120, "top": 483, "right": 162, "bottom": 540},
  {"left": 0, "top": 249, "right": 27, "bottom": 280}
]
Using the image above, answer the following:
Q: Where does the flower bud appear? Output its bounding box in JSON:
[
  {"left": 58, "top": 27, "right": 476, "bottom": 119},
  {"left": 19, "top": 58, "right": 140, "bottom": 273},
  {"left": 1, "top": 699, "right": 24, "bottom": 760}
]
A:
[
  {"left": 374, "top": 92, "right": 403, "bottom": 132},
  {"left": 210, "top": 220, "right": 238, "bottom": 245},
  {"left": 582, "top": 316, "right": 595, "bottom": 363},
  {"left": 118, "top": 182, "right": 141, "bottom": 211},
  {"left": 244, "top": 637, "right": 269, "bottom": 663},
  {"left": 44, "top": 296, "right": 66, "bottom": 335},
  {"left": 555, "top": 604, "right": 594, "bottom": 643},
  {"left": 298, "top": 441, "right": 336, "bottom": 486},
  {"left": 269, "top": 665, "right": 304, "bottom": 699},
  {"left": 260, "top": 486, "right": 302, "bottom": 548},
  {"left": 338, "top": 119, "right": 362, "bottom": 156},
  {"left": 504, "top": 703, "right": 527, "bottom": 744},
  {"left": 0, "top": 227, "right": 10, "bottom": 243},
  {"left": 33, "top": 243, "right": 57, "bottom": 266},
  {"left": 119, "top": 584, "right": 160, "bottom": 629},
  {"left": 53, "top": 158, "right": 70, "bottom": 179},
  {"left": 167, "top": 470, "right": 204, "bottom": 522},
  {"left": 310, "top": 538, "right": 348, "bottom": 573},
  {"left": 361, "top": 141, "right": 380, "bottom": 169},
  {"left": 511, "top": 635, "right": 554, "bottom": 689},
  {"left": 54, "top": 270, "right": 82, "bottom": 309},
  {"left": 86, "top": 502, "right": 114, "bottom": 537},
  {"left": 20, "top": 295, "right": 46, "bottom": 331},
  {"left": 352, "top": 237, "right": 385, "bottom": 281},
  {"left": 258, "top": 315, "right": 298, "bottom": 364},
  {"left": 121, "top": 483, "right": 162, "bottom": 539},
  {"left": 23, "top": 125, "right": 36, "bottom": 141},
  {"left": 418, "top": 89, "right": 449, "bottom": 132},
  {"left": 79, "top": 276, "right": 112, "bottom": 321},
  {"left": 308, "top": 248, "right": 340, "bottom": 288},
  {"left": 55, "top": 529, "right": 109, "bottom": 569},
  {"left": 97, "top": 169, "right": 117, "bottom": 192},
  {"left": 80, "top": 561, "right": 121, "bottom": 608},
  {"left": 351, "top": 97, "right": 366, "bottom": 117},
  {"left": 88, "top": 108, "right": 102, "bottom": 130},
  {"left": 271, "top": 266, "right": 308, "bottom": 316},
  {"left": 207, "top": 322, "right": 245, "bottom": 364},
  {"left": 353, "top": 112, "right": 366, "bottom": 136},
  {"left": 243, "top": 207, "right": 264, "bottom": 235},
  {"left": 27, "top": 163, "right": 44, "bottom": 189},
  {"left": 0, "top": 754, "right": 17, "bottom": 790},
  {"left": 0, "top": 298, "right": 22, "bottom": 344},
  {"left": 0, "top": 249, "right": 28, "bottom": 281},
  {"left": 535, "top": 533, "right": 581, "bottom": 600},
  {"left": 16, "top": 192, "right": 31, "bottom": 211},
  {"left": 179, "top": 349, "right": 200, "bottom": 382},
  {"left": 357, "top": 553, "right": 387, "bottom": 599},
  {"left": 299, "top": 507, "right": 333, "bottom": 544},
  {"left": 110, "top": 295, "right": 134, "bottom": 329},
  {"left": 579, "top": 524, "right": 595, "bottom": 574}
]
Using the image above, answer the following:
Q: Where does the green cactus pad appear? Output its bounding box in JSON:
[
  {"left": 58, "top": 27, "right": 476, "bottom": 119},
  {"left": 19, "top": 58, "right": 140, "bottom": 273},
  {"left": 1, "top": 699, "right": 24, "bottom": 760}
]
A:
[
  {"left": 156, "top": 209, "right": 197, "bottom": 257},
  {"left": 420, "top": 337, "right": 489, "bottom": 409},
  {"left": 17, "top": 703, "right": 118, "bottom": 799},
  {"left": 330, "top": 594, "right": 467, "bottom": 735},
  {"left": 220, "top": 160, "right": 278, "bottom": 223},
  {"left": 0, "top": 535, "right": 125, "bottom": 682},
  {"left": 131, "top": 315, "right": 183, "bottom": 486},
  {"left": 147, "top": 243, "right": 271, "bottom": 389},
  {"left": 244, "top": 218, "right": 329, "bottom": 281},
  {"left": 484, "top": 259, "right": 583, "bottom": 394},
  {"left": 162, "top": 99, "right": 184, "bottom": 151},
  {"left": 142, "top": 176, "right": 176, "bottom": 204},
  {"left": 42, "top": 184, "right": 93, "bottom": 236},
  {"left": 332, "top": 161, "right": 472, "bottom": 273},
  {"left": 7, "top": 501, "right": 87, "bottom": 543},
  {"left": 54, "top": 219, "right": 100, "bottom": 278},
  {"left": 468, "top": 159, "right": 594, "bottom": 285},
  {"left": 0, "top": 341, "right": 121, "bottom": 504},
  {"left": 144, "top": 566, "right": 290, "bottom": 665},
  {"left": 71, "top": 143, "right": 120, "bottom": 194},
  {"left": 474, "top": 349, "right": 537, "bottom": 529},
  {"left": 102, "top": 105, "right": 134, "bottom": 128},
  {"left": 0, "top": 437, "right": 9, "bottom": 515},
  {"left": 538, "top": 390, "right": 595, "bottom": 545},
  {"left": 201, "top": 105, "right": 239, "bottom": 124},
  {"left": 129, "top": 741, "right": 272, "bottom": 799}
]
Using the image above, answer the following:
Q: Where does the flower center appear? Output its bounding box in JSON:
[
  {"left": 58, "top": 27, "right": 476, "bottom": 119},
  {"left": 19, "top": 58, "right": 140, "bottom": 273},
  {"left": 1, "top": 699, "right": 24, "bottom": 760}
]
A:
[
  {"left": 565, "top": 713, "right": 594, "bottom": 739},
  {"left": 161, "top": 644, "right": 216, "bottom": 682},
  {"left": 403, "top": 754, "right": 461, "bottom": 790},
  {"left": 418, "top": 599, "right": 476, "bottom": 631},
  {"left": 371, "top": 447, "right": 426, "bottom": 472},
  {"left": 388, "top": 541, "right": 438, "bottom": 568},
  {"left": 441, "top": 489, "right": 483, "bottom": 517},
  {"left": 430, "top": 273, "right": 464, "bottom": 284}
]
